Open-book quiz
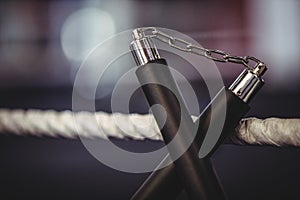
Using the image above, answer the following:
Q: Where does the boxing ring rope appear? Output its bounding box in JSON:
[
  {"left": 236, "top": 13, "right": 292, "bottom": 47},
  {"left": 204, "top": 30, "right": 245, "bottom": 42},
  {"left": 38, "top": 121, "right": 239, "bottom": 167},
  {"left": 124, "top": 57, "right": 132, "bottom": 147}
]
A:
[{"left": 0, "top": 109, "right": 299, "bottom": 147}]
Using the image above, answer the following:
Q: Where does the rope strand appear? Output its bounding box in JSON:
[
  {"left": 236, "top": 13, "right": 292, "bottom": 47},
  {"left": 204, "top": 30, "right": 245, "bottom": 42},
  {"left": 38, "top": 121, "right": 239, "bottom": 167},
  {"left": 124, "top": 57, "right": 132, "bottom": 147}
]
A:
[{"left": 0, "top": 109, "right": 300, "bottom": 147}]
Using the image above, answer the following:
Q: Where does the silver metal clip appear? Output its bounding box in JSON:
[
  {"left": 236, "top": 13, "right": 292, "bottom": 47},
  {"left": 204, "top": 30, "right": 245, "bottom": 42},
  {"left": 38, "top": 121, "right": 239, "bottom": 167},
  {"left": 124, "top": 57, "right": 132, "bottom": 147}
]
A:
[
  {"left": 229, "top": 62, "right": 267, "bottom": 103},
  {"left": 130, "top": 29, "right": 160, "bottom": 66}
]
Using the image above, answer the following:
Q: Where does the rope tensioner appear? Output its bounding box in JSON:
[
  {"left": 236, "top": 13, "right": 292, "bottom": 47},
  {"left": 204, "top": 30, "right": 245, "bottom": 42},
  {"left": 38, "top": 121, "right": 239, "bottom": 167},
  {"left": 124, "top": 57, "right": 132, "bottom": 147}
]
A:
[{"left": 129, "top": 27, "right": 268, "bottom": 199}]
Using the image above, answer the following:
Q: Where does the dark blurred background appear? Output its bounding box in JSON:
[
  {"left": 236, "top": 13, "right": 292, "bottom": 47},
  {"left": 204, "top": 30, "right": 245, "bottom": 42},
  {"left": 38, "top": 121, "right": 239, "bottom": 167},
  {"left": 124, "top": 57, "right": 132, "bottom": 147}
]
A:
[{"left": 0, "top": 0, "right": 300, "bottom": 199}]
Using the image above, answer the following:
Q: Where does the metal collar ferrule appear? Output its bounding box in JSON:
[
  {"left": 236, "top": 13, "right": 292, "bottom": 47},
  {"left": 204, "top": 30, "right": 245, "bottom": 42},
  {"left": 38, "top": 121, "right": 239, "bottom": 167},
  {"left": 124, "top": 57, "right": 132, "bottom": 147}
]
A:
[
  {"left": 229, "top": 63, "right": 267, "bottom": 103},
  {"left": 130, "top": 29, "right": 160, "bottom": 66}
]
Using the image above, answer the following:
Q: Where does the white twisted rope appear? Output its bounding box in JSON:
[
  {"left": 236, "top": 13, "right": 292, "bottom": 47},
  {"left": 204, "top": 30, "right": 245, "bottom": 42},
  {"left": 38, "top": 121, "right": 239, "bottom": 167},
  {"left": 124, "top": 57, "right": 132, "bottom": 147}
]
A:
[{"left": 0, "top": 109, "right": 300, "bottom": 147}]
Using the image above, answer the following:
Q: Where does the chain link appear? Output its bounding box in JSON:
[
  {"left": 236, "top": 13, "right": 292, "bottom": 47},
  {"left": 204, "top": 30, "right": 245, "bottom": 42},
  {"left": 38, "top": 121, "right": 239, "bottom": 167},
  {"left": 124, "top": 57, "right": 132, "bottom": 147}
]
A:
[{"left": 135, "top": 27, "right": 264, "bottom": 70}]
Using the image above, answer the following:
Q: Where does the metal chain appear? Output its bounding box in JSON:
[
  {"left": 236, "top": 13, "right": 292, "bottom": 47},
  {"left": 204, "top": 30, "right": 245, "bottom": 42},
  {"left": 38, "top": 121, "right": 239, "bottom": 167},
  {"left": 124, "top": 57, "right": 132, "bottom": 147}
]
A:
[{"left": 136, "top": 27, "right": 264, "bottom": 70}]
